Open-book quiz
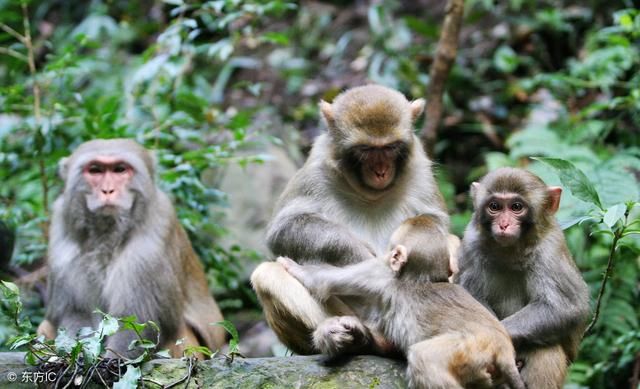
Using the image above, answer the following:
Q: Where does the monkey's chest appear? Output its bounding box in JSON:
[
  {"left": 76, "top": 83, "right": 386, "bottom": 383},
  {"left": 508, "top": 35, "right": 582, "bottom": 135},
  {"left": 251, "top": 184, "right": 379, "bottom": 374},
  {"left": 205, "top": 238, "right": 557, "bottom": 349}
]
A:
[
  {"left": 487, "top": 276, "right": 529, "bottom": 319},
  {"left": 331, "top": 205, "right": 410, "bottom": 254}
]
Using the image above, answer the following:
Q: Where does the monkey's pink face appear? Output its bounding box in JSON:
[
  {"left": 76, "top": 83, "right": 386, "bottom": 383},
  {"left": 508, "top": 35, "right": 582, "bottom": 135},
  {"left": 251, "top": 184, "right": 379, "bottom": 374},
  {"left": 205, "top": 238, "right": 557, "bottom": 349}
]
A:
[
  {"left": 351, "top": 142, "right": 406, "bottom": 191},
  {"left": 484, "top": 194, "right": 530, "bottom": 246},
  {"left": 82, "top": 157, "right": 135, "bottom": 213}
]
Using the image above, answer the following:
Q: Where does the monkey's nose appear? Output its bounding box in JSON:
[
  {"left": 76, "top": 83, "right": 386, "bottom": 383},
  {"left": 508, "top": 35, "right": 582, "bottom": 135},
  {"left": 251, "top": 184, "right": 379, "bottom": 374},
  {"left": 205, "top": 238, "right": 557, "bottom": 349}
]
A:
[{"left": 102, "top": 189, "right": 115, "bottom": 195}]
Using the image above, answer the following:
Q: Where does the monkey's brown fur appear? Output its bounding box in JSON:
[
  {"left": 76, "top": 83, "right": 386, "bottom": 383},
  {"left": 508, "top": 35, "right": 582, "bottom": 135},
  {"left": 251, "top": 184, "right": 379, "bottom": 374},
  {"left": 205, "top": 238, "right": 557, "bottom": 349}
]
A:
[
  {"left": 251, "top": 84, "right": 458, "bottom": 356},
  {"left": 38, "top": 139, "right": 225, "bottom": 358},
  {"left": 279, "top": 214, "right": 524, "bottom": 389},
  {"left": 455, "top": 167, "right": 590, "bottom": 388}
]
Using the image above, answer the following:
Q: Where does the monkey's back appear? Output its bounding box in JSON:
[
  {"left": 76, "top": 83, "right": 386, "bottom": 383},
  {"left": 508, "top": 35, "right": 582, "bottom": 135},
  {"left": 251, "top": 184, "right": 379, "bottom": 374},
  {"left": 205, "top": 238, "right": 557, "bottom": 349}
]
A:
[{"left": 386, "top": 282, "right": 510, "bottom": 351}]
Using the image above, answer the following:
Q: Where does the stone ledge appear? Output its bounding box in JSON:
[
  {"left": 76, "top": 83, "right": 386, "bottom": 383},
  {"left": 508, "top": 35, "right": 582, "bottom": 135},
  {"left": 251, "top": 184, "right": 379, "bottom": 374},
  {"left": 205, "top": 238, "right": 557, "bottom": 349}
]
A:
[{"left": 0, "top": 352, "right": 407, "bottom": 388}]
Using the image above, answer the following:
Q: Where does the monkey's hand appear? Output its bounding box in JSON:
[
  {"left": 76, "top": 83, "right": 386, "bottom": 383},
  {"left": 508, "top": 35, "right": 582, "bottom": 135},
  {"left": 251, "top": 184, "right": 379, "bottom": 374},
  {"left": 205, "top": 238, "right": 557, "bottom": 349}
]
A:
[
  {"left": 277, "top": 256, "right": 327, "bottom": 297},
  {"left": 313, "top": 316, "right": 372, "bottom": 358},
  {"left": 386, "top": 244, "right": 408, "bottom": 273}
]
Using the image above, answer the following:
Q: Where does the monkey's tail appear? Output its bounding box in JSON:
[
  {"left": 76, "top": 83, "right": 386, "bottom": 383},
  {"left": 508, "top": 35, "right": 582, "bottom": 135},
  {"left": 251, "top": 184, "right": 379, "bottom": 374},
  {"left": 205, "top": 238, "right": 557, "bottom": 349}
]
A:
[{"left": 501, "top": 362, "right": 526, "bottom": 389}]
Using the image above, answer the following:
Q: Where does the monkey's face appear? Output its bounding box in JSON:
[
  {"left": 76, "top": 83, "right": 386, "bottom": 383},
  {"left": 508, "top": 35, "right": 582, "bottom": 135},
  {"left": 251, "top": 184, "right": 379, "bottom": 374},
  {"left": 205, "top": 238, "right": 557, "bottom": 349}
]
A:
[
  {"left": 81, "top": 157, "right": 136, "bottom": 214},
  {"left": 345, "top": 142, "right": 408, "bottom": 191},
  {"left": 479, "top": 194, "right": 532, "bottom": 246}
]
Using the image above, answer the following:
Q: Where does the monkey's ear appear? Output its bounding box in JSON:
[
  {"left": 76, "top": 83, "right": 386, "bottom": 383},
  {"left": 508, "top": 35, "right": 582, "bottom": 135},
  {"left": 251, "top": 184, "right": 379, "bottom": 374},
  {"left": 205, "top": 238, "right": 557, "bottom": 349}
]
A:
[
  {"left": 547, "top": 187, "right": 562, "bottom": 214},
  {"left": 410, "top": 98, "right": 425, "bottom": 122},
  {"left": 58, "top": 157, "right": 70, "bottom": 181},
  {"left": 470, "top": 182, "right": 481, "bottom": 206},
  {"left": 319, "top": 100, "right": 335, "bottom": 128}
]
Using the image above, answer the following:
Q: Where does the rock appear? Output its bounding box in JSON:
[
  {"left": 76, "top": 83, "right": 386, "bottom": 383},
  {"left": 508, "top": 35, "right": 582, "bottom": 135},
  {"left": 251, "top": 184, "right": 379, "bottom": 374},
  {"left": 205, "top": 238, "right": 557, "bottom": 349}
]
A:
[{"left": 0, "top": 353, "right": 407, "bottom": 388}]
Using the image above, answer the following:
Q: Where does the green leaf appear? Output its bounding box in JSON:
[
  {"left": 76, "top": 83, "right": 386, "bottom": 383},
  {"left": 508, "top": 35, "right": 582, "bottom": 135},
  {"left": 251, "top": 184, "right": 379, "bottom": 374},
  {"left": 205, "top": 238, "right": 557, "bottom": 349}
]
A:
[
  {"left": 1, "top": 281, "right": 19, "bottom": 296},
  {"left": 98, "top": 313, "right": 120, "bottom": 338},
  {"left": 603, "top": 203, "right": 626, "bottom": 228},
  {"left": 113, "top": 365, "right": 141, "bottom": 389},
  {"left": 494, "top": 45, "right": 519, "bottom": 73},
  {"left": 212, "top": 320, "right": 239, "bottom": 343},
  {"left": 80, "top": 336, "right": 102, "bottom": 365},
  {"left": 533, "top": 157, "right": 603, "bottom": 209},
  {"left": 261, "top": 32, "right": 290, "bottom": 46},
  {"left": 54, "top": 329, "right": 77, "bottom": 354},
  {"left": 10, "top": 334, "right": 36, "bottom": 350},
  {"left": 184, "top": 345, "right": 213, "bottom": 358}
]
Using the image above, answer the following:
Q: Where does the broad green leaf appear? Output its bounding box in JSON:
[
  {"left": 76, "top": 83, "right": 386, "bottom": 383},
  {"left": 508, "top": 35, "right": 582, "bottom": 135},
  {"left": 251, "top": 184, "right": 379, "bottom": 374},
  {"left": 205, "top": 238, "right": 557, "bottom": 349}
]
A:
[
  {"left": 98, "top": 314, "right": 120, "bottom": 338},
  {"left": 603, "top": 204, "right": 626, "bottom": 228},
  {"left": 113, "top": 365, "right": 141, "bottom": 389},
  {"left": 155, "top": 349, "right": 172, "bottom": 359},
  {"left": 10, "top": 334, "right": 36, "bottom": 350},
  {"left": 1, "top": 281, "right": 19, "bottom": 296},
  {"left": 80, "top": 336, "right": 102, "bottom": 365},
  {"left": 533, "top": 157, "right": 603, "bottom": 209},
  {"left": 54, "top": 330, "right": 77, "bottom": 354}
]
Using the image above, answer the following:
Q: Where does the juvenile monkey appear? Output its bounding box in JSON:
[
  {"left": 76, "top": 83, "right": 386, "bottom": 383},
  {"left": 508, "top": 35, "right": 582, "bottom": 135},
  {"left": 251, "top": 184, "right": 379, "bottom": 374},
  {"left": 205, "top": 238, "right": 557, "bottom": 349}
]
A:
[
  {"left": 251, "top": 84, "right": 458, "bottom": 356},
  {"left": 38, "top": 139, "right": 225, "bottom": 358},
  {"left": 455, "top": 167, "right": 591, "bottom": 388},
  {"left": 279, "top": 215, "right": 524, "bottom": 389}
]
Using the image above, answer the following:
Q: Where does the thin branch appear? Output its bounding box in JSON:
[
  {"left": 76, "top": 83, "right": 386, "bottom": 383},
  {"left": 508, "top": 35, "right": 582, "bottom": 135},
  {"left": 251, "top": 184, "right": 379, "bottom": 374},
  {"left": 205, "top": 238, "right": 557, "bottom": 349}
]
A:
[
  {"left": 0, "top": 22, "right": 26, "bottom": 44},
  {"left": 164, "top": 356, "right": 196, "bottom": 389},
  {"left": 583, "top": 228, "right": 622, "bottom": 335},
  {"left": 0, "top": 46, "right": 28, "bottom": 62},
  {"left": 20, "top": 3, "right": 49, "bottom": 239},
  {"left": 421, "top": 0, "right": 465, "bottom": 156}
]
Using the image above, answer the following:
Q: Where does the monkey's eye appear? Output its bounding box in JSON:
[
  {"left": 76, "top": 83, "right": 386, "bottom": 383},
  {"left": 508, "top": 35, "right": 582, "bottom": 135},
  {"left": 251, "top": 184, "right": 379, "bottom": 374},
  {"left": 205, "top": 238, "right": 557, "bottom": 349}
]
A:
[
  {"left": 87, "top": 164, "right": 104, "bottom": 174},
  {"left": 113, "top": 164, "right": 128, "bottom": 174},
  {"left": 511, "top": 202, "right": 524, "bottom": 212},
  {"left": 488, "top": 201, "right": 501, "bottom": 212}
]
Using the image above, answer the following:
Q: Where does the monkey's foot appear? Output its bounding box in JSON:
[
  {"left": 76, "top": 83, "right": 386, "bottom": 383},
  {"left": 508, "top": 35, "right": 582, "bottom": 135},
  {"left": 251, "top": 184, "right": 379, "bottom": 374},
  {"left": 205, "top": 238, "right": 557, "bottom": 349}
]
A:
[
  {"left": 313, "top": 316, "right": 371, "bottom": 358},
  {"left": 388, "top": 244, "right": 408, "bottom": 272}
]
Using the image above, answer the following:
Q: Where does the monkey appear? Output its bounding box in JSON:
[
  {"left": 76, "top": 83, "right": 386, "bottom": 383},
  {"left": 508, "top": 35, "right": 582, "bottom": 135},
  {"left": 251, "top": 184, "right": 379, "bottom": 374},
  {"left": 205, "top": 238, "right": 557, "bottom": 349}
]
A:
[
  {"left": 454, "top": 167, "right": 591, "bottom": 389},
  {"left": 36, "top": 139, "right": 226, "bottom": 358},
  {"left": 277, "top": 214, "right": 525, "bottom": 389},
  {"left": 250, "top": 84, "right": 460, "bottom": 356}
]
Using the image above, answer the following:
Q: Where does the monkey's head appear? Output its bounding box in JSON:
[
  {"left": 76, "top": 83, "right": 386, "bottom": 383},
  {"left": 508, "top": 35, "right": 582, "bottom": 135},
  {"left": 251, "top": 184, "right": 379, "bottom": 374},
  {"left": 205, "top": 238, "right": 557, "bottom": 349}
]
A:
[
  {"left": 471, "top": 167, "right": 562, "bottom": 247},
  {"left": 59, "top": 139, "right": 156, "bottom": 221},
  {"left": 320, "top": 85, "right": 425, "bottom": 195}
]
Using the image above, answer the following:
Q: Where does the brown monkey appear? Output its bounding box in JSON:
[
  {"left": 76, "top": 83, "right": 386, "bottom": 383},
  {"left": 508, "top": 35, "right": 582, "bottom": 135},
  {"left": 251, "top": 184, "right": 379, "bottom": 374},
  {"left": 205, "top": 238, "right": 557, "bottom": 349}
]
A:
[
  {"left": 37, "top": 139, "right": 225, "bottom": 358},
  {"left": 454, "top": 167, "right": 591, "bottom": 388},
  {"left": 251, "top": 84, "right": 458, "bottom": 356},
  {"left": 278, "top": 214, "right": 525, "bottom": 389}
]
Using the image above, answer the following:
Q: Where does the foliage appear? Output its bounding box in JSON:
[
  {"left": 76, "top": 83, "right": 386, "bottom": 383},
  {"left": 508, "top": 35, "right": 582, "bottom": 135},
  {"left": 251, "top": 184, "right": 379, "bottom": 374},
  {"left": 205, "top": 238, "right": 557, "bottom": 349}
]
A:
[
  {"left": 1, "top": 280, "right": 246, "bottom": 387},
  {"left": 0, "top": 0, "right": 298, "bottom": 341}
]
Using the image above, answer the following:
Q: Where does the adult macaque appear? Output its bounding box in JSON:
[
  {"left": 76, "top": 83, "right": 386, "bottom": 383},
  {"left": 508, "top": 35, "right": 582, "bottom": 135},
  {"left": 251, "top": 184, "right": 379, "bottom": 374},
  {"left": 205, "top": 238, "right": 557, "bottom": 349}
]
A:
[
  {"left": 251, "top": 84, "right": 458, "bottom": 356},
  {"left": 37, "top": 139, "right": 225, "bottom": 358},
  {"left": 278, "top": 214, "right": 524, "bottom": 389},
  {"left": 454, "top": 167, "right": 591, "bottom": 388}
]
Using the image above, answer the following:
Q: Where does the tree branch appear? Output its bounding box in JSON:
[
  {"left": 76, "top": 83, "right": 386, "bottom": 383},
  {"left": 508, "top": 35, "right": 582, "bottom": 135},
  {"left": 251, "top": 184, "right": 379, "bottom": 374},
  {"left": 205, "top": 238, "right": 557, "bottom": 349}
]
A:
[{"left": 420, "top": 0, "right": 465, "bottom": 156}]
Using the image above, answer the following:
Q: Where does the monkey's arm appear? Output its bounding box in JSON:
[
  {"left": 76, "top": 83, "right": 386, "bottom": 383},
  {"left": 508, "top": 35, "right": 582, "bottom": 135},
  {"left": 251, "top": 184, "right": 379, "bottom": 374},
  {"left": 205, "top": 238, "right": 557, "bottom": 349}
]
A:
[
  {"left": 267, "top": 198, "right": 376, "bottom": 265},
  {"left": 104, "top": 228, "right": 183, "bottom": 357},
  {"left": 277, "top": 257, "right": 392, "bottom": 299},
  {"left": 501, "top": 259, "right": 590, "bottom": 348}
]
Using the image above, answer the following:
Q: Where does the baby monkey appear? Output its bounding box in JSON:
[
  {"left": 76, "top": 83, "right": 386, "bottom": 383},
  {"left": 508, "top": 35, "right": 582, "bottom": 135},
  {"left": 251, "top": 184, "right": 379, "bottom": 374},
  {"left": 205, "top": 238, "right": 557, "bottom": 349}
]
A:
[{"left": 279, "top": 216, "right": 525, "bottom": 389}]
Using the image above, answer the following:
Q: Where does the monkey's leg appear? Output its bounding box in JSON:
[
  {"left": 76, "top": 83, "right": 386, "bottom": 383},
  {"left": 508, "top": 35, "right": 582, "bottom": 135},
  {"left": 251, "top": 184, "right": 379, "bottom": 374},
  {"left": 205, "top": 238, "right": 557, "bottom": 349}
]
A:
[
  {"left": 406, "top": 336, "right": 464, "bottom": 389},
  {"left": 518, "top": 345, "right": 567, "bottom": 389},
  {"left": 251, "top": 262, "right": 329, "bottom": 355},
  {"left": 166, "top": 321, "right": 205, "bottom": 359}
]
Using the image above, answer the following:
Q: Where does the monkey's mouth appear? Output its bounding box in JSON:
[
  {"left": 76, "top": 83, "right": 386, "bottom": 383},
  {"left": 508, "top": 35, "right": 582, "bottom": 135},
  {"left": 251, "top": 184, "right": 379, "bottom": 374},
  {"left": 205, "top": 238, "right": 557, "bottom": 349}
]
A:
[{"left": 493, "top": 232, "right": 519, "bottom": 246}]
